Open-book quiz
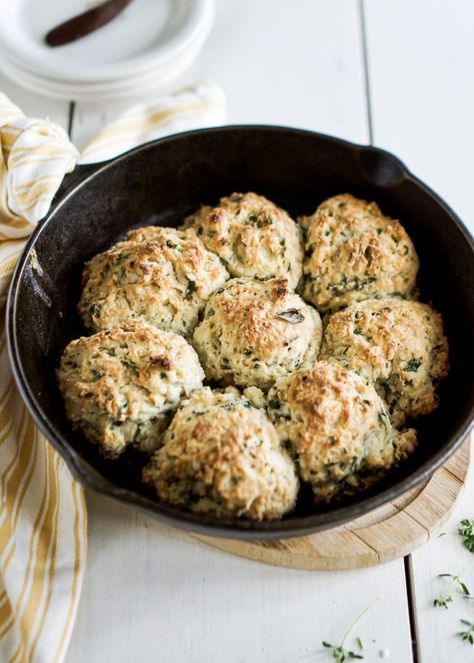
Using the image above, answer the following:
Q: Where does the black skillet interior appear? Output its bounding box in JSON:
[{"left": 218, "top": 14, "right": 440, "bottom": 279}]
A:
[{"left": 7, "top": 126, "right": 474, "bottom": 540}]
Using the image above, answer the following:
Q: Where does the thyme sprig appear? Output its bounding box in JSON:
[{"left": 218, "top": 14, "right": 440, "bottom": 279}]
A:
[
  {"left": 458, "top": 619, "right": 474, "bottom": 645},
  {"left": 458, "top": 519, "right": 474, "bottom": 553},
  {"left": 322, "top": 640, "right": 363, "bottom": 661},
  {"left": 433, "top": 574, "right": 470, "bottom": 609},
  {"left": 322, "top": 601, "right": 377, "bottom": 661}
]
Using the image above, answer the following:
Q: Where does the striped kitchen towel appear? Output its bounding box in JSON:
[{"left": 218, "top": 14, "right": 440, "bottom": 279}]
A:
[{"left": 0, "top": 81, "right": 226, "bottom": 663}]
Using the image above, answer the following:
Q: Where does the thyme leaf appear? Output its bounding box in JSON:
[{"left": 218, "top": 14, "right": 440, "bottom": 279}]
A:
[
  {"left": 458, "top": 619, "right": 474, "bottom": 645},
  {"left": 405, "top": 358, "right": 422, "bottom": 372},
  {"left": 458, "top": 519, "right": 474, "bottom": 553},
  {"left": 275, "top": 308, "right": 305, "bottom": 324},
  {"left": 433, "top": 574, "right": 470, "bottom": 608},
  {"left": 322, "top": 600, "right": 378, "bottom": 661}
]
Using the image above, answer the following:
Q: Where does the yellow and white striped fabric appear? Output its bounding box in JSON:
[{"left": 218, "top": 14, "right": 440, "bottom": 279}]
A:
[
  {"left": 80, "top": 81, "right": 226, "bottom": 164},
  {"left": 0, "top": 95, "right": 78, "bottom": 240},
  {"left": 0, "top": 80, "right": 226, "bottom": 663}
]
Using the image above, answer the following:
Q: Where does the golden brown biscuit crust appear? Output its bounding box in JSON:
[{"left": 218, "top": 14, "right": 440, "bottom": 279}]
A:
[
  {"left": 143, "top": 387, "right": 298, "bottom": 520},
  {"left": 78, "top": 226, "right": 228, "bottom": 336},
  {"left": 320, "top": 297, "right": 449, "bottom": 425},
  {"left": 193, "top": 277, "right": 322, "bottom": 389},
  {"left": 57, "top": 324, "right": 204, "bottom": 457},
  {"left": 183, "top": 192, "right": 303, "bottom": 288},
  {"left": 301, "top": 194, "right": 419, "bottom": 311},
  {"left": 267, "top": 361, "right": 417, "bottom": 502}
]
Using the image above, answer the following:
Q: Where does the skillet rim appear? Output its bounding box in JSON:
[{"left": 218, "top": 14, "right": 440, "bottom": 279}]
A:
[{"left": 6, "top": 125, "right": 474, "bottom": 540}]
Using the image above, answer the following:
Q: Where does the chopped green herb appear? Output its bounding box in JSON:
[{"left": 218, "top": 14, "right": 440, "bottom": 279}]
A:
[
  {"left": 89, "top": 304, "right": 101, "bottom": 318},
  {"left": 275, "top": 309, "right": 305, "bottom": 324},
  {"left": 405, "top": 358, "right": 422, "bottom": 372},
  {"left": 333, "top": 275, "right": 347, "bottom": 292},
  {"left": 185, "top": 281, "right": 197, "bottom": 300},
  {"left": 268, "top": 398, "right": 281, "bottom": 410},
  {"left": 377, "top": 413, "right": 388, "bottom": 426}
]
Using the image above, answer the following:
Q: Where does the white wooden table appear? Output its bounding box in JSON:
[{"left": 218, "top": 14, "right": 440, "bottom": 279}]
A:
[{"left": 2, "top": 2, "right": 473, "bottom": 661}]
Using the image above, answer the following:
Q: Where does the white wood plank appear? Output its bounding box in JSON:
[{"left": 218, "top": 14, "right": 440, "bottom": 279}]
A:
[
  {"left": 364, "top": 0, "right": 474, "bottom": 229},
  {"left": 408, "top": 457, "right": 474, "bottom": 663},
  {"left": 71, "top": 0, "right": 368, "bottom": 148},
  {"left": 182, "top": 0, "right": 368, "bottom": 137},
  {"left": 0, "top": 72, "right": 70, "bottom": 129},
  {"left": 67, "top": 2, "right": 414, "bottom": 661},
  {"left": 365, "top": 1, "right": 474, "bottom": 660},
  {"left": 67, "top": 491, "right": 413, "bottom": 663}
]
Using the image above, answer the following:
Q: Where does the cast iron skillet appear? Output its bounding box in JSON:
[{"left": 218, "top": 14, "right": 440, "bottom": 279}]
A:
[{"left": 6, "top": 126, "right": 474, "bottom": 540}]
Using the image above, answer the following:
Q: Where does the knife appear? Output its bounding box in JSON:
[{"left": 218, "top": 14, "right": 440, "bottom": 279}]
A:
[{"left": 45, "top": 0, "right": 134, "bottom": 47}]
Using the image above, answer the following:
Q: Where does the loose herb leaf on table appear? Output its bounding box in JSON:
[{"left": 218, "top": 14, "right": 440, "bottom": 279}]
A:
[
  {"left": 433, "top": 574, "right": 470, "bottom": 609},
  {"left": 322, "top": 601, "right": 377, "bottom": 661},
  {"left": 431, "top": 525, "right": 474, "bottom": 646},
  {"left": 322, "top": 641, "right": 363, "bottom": 661},
  {"left": 458, "top": 519, "right": 474, "bottom": 552},
  {"left": 458, "top": 619, "right": 474, "bottom": 645}
]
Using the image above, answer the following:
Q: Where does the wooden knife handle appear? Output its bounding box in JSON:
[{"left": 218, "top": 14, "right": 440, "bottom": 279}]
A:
[{"left": 45, "top": 0, "right": 134, "bottom": 47}]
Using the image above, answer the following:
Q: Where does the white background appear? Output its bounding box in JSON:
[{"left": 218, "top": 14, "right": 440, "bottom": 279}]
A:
[{"left": 1, "top": 1, "right": 473, "bottom": 661}]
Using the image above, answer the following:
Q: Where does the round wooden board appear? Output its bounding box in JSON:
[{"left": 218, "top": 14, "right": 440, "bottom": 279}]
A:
[{"left": 194, "top": 438, "right": 471, "bottom": 570}]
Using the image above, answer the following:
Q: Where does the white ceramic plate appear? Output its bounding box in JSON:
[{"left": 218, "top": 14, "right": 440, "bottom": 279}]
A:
[
  {"left": 0, "top": 0, "right": 213, "bottom": 82},
  {"left": 0, "top": 38, "right": 205, "bottom": 100},
  {"left": 0, "top": 14, "right": 211, "bottom": 92}
]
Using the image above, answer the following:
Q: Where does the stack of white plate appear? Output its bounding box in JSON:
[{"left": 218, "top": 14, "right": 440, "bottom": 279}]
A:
[{"left": 0, "top": 0, "right": 214, "bottom": 101}]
